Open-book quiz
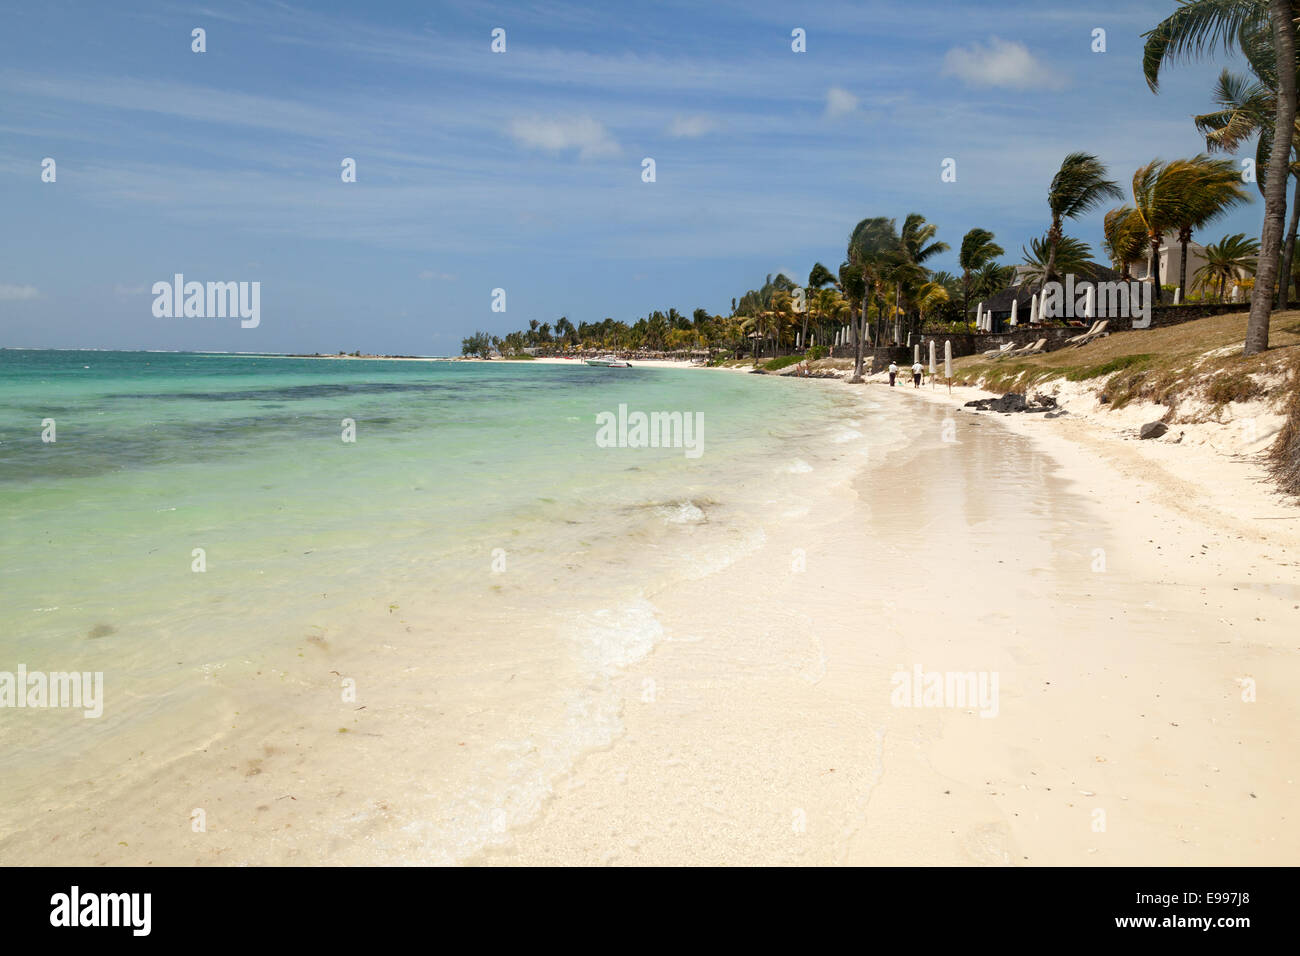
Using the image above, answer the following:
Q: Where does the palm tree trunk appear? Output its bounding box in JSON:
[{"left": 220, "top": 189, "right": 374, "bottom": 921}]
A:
[
  {"left": 1178, "top": 226, "right": 1191, "bottom": 303},
  {"left": 1044, "top": 216, "right": 1061, "bottom": 286},
  {"left": 1279, "top": 173, "right": 1300, "bottom": 308},
  {"left": 852, "top": 304, "right": 863, "bottom": 382},
  {"left": 1247, "top": 0, "right": 1298, "bottom": 354},
  {"left": 851, "top": 303, "right": 865, "bottom": 382},
  {"left": 1149, "top": 236, "right": 1163, "bottom": 304},
  {"left": 893, "top": 285, "right": 901, "bottom": 344}
]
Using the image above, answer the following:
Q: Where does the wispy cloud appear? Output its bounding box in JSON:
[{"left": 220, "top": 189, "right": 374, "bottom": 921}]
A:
[
  {"left": 507, "top": 115, "right": 620, "bottom": 159},
  {"left": 0, "top": 283, "right": 39, "bottom": 301},
  {"left": 667, "top": 115, "right": 717, "bottom": 138},
  {"left": 824, "top": 86, "right": 858, "bottom": 119},
  {"left": 941, "top": 37, "right": 1066, "bottom": 91}
]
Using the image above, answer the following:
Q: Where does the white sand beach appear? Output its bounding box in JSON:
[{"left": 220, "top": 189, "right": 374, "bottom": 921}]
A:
[{"left": 484, "top": 372, "right": 1299, "bottom": 865}]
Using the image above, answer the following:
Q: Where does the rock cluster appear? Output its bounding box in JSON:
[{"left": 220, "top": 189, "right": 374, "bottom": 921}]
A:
[{"left": 963, "top": 393, "right": 1058, "bottom": 414}]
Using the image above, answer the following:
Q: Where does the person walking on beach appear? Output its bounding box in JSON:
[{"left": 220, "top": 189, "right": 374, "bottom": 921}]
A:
[
  {"left": 912, "top": 360, "right": 923, "bottom": 387},
  {"left": 888, "top": 362, "right": 898, "bottom": 387}
]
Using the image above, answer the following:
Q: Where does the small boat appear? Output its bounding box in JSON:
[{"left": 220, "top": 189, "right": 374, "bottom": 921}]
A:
[{"left": 585, "top": 358, "right": 632, "bottom": 367}]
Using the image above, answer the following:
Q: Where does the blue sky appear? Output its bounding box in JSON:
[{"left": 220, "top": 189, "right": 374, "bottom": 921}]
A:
[{"left": 0, "top": 0, "right": 1264, "bottom": 354}]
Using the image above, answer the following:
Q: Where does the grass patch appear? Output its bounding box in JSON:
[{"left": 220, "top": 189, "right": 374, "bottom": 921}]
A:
[
  {"left": 1205, "top": 369, "right": 1263, "bottom": 407},
  {"left": 1268, "top": 358, "right": 1300, "bottom": 497},
  {"left": 763, "top": 354, "right": 804, "bottom": 372},
  {"left": 951, "top": 310, "right": 1300, "bottom": 415},
  {"left": 1063, "top": 353, "right": 1153, "bottom": 381}
]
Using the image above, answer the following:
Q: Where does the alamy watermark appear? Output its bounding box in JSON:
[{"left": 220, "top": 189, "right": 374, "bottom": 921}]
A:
[
  {"left": 50, "top": 886, "right": 150, "bottom": 936},
  {"left": 890, "top": 664, "right": 999, "bottom": 718},
  {"left": 595, "top": 404, "right": 704, "bottom": 458},
  {"left": 152, "top": 274, "right": 260, "bottom": 328},
  {"left": 1040, "top": 275, "right": 1152, "bottom": 329},
  {"left": 0, "top": 665, "right": 103, "bottom": 718}
]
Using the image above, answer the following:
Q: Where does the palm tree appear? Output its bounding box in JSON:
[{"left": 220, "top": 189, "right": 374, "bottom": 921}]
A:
[
  {"left": 1248, "top": 0, "right": 1297, "bottom": 352},
  {"left": 1194, "top": 232, "right": 1261, "bottom": 299},
  {"left": 1043, "top": 153, "right": 1123, "bottom": 287},
  {"left": 1103, "top": 206, "right": 1150, "bottom": 278},
  {"left": 1197, "top": 67, "right": 1300, "bottom": 305},
  {"left": 1020, "top": 234, "right": 1096, "bottom": 288},
  {"left": 1169, "top": 154, "right": 1252, "bottom": 299},
  {"left": 959, "top": 229, "right": 1004, "bottom": 322},
  {"left": 1131, "top": 159, "right": 1204, "bottom": 302},
  {"left": 970, "top": 261, "right": 1017, "bottom": 301},
  {"left": 1141, "top": 0, "right": 1294, "bottom": 350},
  {"left": 805, "top": 262, "right": 837, "bottom": 346},
  {"left": 846, "top": 217, "right": 900, "bottom": 381},
  {"left": 898, "top": 213, "right": 949, "bottom": 340},
  {"left": 837, "top": 260, "right": 866, "bottom": 371},
  {"left": 901, "top": 213, "right": 949, "bottom": 266},
  {"left": 915, "top": 281, "right": 950, "bottom": 328}
]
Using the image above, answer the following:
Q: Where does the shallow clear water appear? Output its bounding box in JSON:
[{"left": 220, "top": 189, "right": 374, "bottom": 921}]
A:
[{"left": 0, "top": 350, "right": 887, "bottom": 862}]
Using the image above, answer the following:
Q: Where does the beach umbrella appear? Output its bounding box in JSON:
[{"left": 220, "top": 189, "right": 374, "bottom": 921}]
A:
[
  {"left": 976, "top": 302, "right": 983, "bottom": 331},
  {"left": 1010, "top": 299, "right": 1018, "bottom": 327},
  {"left": 1173, "top": 287, "right": 1181, "bottom": 305},
  {"left": 1031, "top": 293, "right": 1038, "bottom": 323},
  {"left": 913, "top": 344, "right": 920, "bottom": 364},
  {"left": 944, "top": 340, "right": 952, "bottom": 379},
  {"left": 1084, "top": 285, "right": 1095, "bottom": 319},
  {"left": 928, "top": 340, "right": 936, "bottom": 374}
]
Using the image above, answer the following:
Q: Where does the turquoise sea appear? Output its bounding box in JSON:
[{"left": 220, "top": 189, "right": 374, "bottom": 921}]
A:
[{"left": 0, "top": 350, "right": 882, "bottom": 863}]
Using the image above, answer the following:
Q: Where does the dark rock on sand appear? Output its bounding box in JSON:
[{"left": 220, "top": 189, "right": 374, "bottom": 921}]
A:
[
  {"left": 1139, "top": 421, "right": 1169, "bottom": 440},
  {"left": 963, "top": 392, "right": 1058, "bottom": 414}
]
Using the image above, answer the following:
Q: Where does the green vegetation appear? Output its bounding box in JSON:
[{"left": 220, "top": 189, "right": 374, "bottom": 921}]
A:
[
  {"left": 954, "top": 310, "right": 1299, "bottom": 417},
  {"left": 1063, "top": 353, "right": 1154, "bottom": 381},
  {"left": 763, "top": 354, "right": 804, "bottom": 372}
]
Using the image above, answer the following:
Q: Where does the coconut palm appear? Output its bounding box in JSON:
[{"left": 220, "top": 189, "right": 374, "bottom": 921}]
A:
[
  {"left": 970, "top": 261, "right": 1017, "bottom": 301},
  {"left": 1142, "top": 0, "right": 1295, "bottom": 351},
  {"left": 804, "top": 262, "right": 837, "bottom": 345},
  {"left": 1143, "top": 0, "right": 1272, "bottom": 96},
  {"left": 959, "top": 228, "right": 1004, "bottom": 322},
  {"left": 1103, "top": 206, "right": 1150, "bottom": 278},
  {"left": 1043, "top": 153, "right": 1123, "bottom": 287},
  {"left": 898, "top": 213, "right": 949, "bottom": 339},
  {"left": 1194, "top": 232, "right": 1262, "bottom": 298},
  {"left": 1131, "top": 159, "right": 1206, "bottom": 302},
  {"left": 1167, "top": 154, "right": 1253, "bottom": 299},
  {"left": 1247, "top": 0, "right": 1297, "bottom": 352},
  {"left": 900, "top": 213, "right": 949, "bottom": 268},
  {"left": 915, "top": 281, "right": 950, "bottom": 328},
  {"left": 1020, "top": 234, "right": 1097, "bottom": 288},
  {"left": 845, "top": 217, "right": 900, "bottom": 381},
  {"left": 1196, "top": 65, "right": 1300, "bottom": 304},
  {"left": 837, "top": 260, "right": 865, "bottom": 357}
]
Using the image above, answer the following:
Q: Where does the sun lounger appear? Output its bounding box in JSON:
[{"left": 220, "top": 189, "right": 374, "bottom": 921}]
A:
[
  {"left": 982, "top": 342, "right": 1016, "bottom": 356},
  {"left": 1067, "top": 319, "right": 1109, "bottom": 347},
  {"left": 1064, "top": 320, "right": 1101, "bottom": 346},
  {"left": 999, "top": 337, "right": 1046, "bottom": 358}
]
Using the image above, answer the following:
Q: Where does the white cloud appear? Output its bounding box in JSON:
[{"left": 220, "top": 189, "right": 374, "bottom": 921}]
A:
[
  {"left": 825, "top": 87, "right": 858, "bottom": 119},
  {"left": 942, "top": 37, "right": 1066, "bottom": 91},
  {"left": 667, "top": 115, "right": 717, "bottom": 138},
  {"left": 0, "top": 284, "right": 39, "bottom": 300},
  {"left": 507, "top": 115, "right": 620, "bottom": 159}
]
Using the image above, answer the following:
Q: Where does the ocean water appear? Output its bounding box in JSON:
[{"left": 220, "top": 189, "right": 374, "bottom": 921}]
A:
[{"left": 0, "top": 350, "right": 886, "bottom": 863}]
